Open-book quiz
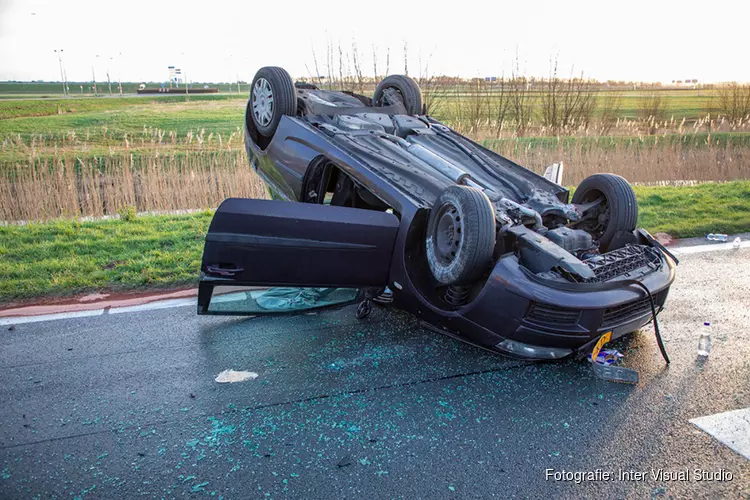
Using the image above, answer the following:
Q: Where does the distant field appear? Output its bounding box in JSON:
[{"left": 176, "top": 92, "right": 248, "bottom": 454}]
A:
[
  {"left": 0, "top": 81, "right": 248, "bottom": 97},
  {"left": 433, "top": 89, "right": 721, "bottom": 123},
  {"left": 0, "top": 87, "right": 733, "bottom": 151},
  {"left": 0, "top": 94, "right": 246, "bottom": 142},
  {"left": 0, "top": 85, "right": 722, "bottom": 126}
]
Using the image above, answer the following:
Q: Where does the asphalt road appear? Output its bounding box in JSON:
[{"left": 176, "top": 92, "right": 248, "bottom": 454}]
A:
[{"left": 1, "top": 250, "right": 748, "bottom": 499}]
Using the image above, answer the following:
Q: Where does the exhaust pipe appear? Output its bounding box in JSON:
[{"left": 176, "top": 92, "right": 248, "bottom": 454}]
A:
[{"left": 384, "top": 134, "right": 544, "bottom": 229}]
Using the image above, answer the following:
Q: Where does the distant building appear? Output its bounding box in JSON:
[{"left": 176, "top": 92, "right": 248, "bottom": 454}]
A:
[
  {"left": 168, "top": 66, "right": 183, "bottom": 86},
  {"left": 670, "top": 78, "right": 700, "bottom": 88}
]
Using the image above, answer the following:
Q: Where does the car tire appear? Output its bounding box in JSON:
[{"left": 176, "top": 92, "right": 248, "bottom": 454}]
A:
[
  {"left": 572, "top": 173, "right": 638, "bottom": 252},
  {"left": 373, "top": 75, "right": 423, "bottom": 115},
  {"left": 425, "top": 186, "right": 496, "bottom": 286},
  {"left": 249, "top": 67, "right": 296, "bottom": 137}
]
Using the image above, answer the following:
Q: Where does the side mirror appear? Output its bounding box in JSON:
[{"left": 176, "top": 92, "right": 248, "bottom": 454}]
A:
[{"left": 543, "top": 161, "right": 564, "bottom": 185}]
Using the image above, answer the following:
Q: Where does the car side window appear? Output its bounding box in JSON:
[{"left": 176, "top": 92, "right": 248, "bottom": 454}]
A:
[{"left": 206, "top": 286, "right": 360, "bottom": 314}]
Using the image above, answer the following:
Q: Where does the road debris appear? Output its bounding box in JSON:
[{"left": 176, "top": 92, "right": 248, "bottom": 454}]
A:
[
  {"left": 587, "top": 349, "right": 624, "bottom": 365},
  {"left": 215, "top": 369, "right": 259, "bottom": 383},
  {"left": 588, "top": 342, "right": 639, "bottom": 384}
]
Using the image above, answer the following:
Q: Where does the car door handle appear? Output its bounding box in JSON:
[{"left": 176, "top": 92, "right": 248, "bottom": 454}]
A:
[{"left": 206, "top": 265, "right": 244, "bottom": 276}]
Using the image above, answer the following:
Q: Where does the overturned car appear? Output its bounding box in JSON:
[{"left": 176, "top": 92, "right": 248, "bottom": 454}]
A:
[{"left": 197, "top": 66, "right": 677, "bottom": 360}]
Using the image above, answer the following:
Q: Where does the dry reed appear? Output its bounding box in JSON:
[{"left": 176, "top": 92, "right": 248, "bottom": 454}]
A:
[
  {"left": 0, "top": 149, "right": 268, "bottom": 221},
  {"left": 2, "top": 115, "right": 750, "bottom": 222},
  {"left": 490, "top": 138, "right": 750, "bottom": 186}
]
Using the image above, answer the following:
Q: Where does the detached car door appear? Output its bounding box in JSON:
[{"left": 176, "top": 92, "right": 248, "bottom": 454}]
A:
[{"left": 198, "top": 198, "right": 399, "bottom": 315}]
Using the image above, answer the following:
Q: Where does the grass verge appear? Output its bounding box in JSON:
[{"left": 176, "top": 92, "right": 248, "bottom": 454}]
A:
[
  {"left": 1, "top": 181, "right": 748, "bottom": 304},
  {"left": 634, "top": 181, "right": 750, "bottom": 237},
  {"left": 0, "top": 212, "right": 212, "bottom": 304}
]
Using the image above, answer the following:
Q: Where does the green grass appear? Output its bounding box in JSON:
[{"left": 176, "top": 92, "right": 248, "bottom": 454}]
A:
[
  {"left": 634, "top": 181, "right": 750, "bottom": 237},
  {"left": 0, "top": 212, "right": 212, "bottom": 304},
  {"left": 0, "top": 81, "right": 248, "bottom": 97},
  {"left": 0, "top": 93, "right": 245, "bottom": 120},
  {"left": 0, "top": 94, "right": 246, "bottom": 125},
  {"left": 1, "top": 181, "right": 748, "bottom": 304}
]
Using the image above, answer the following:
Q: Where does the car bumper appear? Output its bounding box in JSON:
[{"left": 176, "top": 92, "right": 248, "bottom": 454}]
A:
[{"left": 454, "top": 250, "right": 676, "bottom": 359}]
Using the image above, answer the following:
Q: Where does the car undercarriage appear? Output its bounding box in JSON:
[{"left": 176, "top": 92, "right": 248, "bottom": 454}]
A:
[{"left": 197, "top": 67, "right": 677, "bottom": 361}]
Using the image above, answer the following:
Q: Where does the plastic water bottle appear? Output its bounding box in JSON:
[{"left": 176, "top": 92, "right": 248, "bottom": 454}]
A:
[
  {"left": 706, "top": 234, "right": 728, "bottom": 242},
  {"left": 697, "top": 322, "right": 711, "bottom": 358},
  {"left": 733, "top": 237, "right": 742, "bottom": 249}
]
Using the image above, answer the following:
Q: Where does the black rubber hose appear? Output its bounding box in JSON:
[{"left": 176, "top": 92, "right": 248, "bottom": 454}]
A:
[{"left": 625, "top": 280, "right": 670, "bottom": 365}]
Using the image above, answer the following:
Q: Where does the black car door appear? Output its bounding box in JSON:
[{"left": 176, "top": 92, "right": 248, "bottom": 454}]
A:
[{"left": 198, "top": 198, "right": 399, "bottom": 315}]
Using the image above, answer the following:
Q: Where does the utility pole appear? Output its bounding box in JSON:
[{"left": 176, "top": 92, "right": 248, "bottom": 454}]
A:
[
  {"left": 92, "top": 55, "right": 99, "bottom": 96},
  {"left": 54, "top": 49, "right": 67, "bottom": 96},
  {"left": 117, "top": 53, "right": 123, "bottom": 95},
  {"left": 181, "top": 52, "right": 189, "bottom": 98},
  {"left": 61, "top": 50, "right": 69, "bottom": 95},
  {"left": 107, "top": 56, "right": 113, "bottom": 95}
]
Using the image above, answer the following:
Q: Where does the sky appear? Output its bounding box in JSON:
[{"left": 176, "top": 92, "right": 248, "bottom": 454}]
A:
[{"left": 0, "top": 0, "right": 748, "bottom": 84}]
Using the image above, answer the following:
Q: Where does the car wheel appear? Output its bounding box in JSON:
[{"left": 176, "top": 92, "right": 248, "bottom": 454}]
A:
[
  {"left": 373, "top": 75, "right": 423, "bottom": 115},
  {"left": 572, "top": 173, "right": 638, "bottom": 252},
  {"left": 425, "top": 186, "right": 496, "bottom": 285},
  {"left": 249, "top": 67, "right": 296, "bottom": 137}
]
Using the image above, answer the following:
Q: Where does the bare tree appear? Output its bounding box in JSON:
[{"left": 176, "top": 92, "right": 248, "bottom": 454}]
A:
[
  {"left": 311, "top": 47, "right": 323, "bottom": 87},
  {"left": 510, "top": 53, "right": 533, "bottom": 137},
  {"left": 326, "top": 38, "right": 334, "bottom": 90},
  {"left": 461, "top": 78, "right": 492, "bottom": 135},
  {"left": 716, "top": 82, "right": 750, "bottom": 125},
  {"left": 638, "top": 87, "right": 667, "bottom": 120},
  {"left": 416, "top": 52, "right": 447, "bottom": 116},
  {"left": 570, "top": 76, "right": 597, "bottom": 128},
  {"left": 598, "top": 91, "right": 623, "bottom": 134},
  {"left": 303, "top": 63, "right": 315, "bottom": 83},
  {"left": 492, "top": 74, "right": 511, "bottom": 137},
  {"left": 540, "top": 56, "right": 561, "bottom": 132},
  {"left": 338, "top": 44, "right": 345, "bottom": 90},
  {"left": 540, "top": 56, "right": 597, "bottom": 134},
  {"left": 638, "top": 87, "right": 667, "bottom": 133},
  {"left": 351, "top": 41, "right": 365, "bottom": 93},
  {"left": 403, "top": 42, "right": 408, "bottom": 75}
]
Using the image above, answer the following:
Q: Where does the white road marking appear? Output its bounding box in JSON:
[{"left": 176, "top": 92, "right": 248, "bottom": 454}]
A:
[
  {"left": 0, "top": 240, "right": 744, "bottom": 325},
  {"left": 0, "top": 298, "right": 195, "bottom": 325},
  {"left": 0, "top": 309, "right": 105, "bottom": 326},
  {"left": 690, "top": 407, "right": 750, "bottom": 461},
  {"left": 671, "top": 240, "right": 748, "bottom": 255}
]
